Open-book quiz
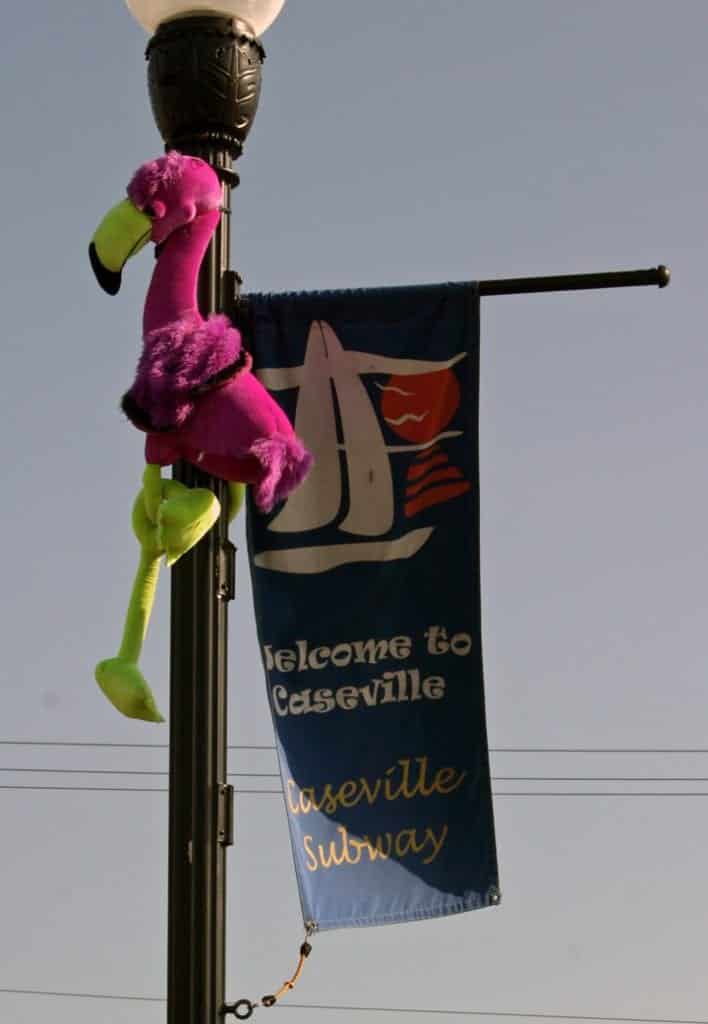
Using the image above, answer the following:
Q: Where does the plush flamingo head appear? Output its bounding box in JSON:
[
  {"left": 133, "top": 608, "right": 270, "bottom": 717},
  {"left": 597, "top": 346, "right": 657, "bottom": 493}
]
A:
[
  {"left": 89, "top": 152, "right": 222, "bottom": 294},
  {"left": 127, "top": 152, "right": 222, "bottom": 245}
]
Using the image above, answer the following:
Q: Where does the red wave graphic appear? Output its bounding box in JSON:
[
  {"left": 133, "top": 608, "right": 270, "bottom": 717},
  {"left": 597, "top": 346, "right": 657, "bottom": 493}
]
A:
[
  {"left": 405, "top": 466, "right": 465, "bottom": 499},
  {"left": 407, "top": 453, "right": 449, "bottom": 482},
  {"left": 404, "top": 481, "right": 471, "bottom": 517}
]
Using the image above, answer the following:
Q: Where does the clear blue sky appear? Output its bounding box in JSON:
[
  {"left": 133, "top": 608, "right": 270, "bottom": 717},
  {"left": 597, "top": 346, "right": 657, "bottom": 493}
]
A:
[{"left": 1, "top": 2, "right": 706, "bottom": 1023}]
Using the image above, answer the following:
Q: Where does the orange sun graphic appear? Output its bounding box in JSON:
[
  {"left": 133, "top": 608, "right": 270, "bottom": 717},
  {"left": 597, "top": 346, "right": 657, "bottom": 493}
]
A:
[{"left": 379, "top": 370, "right": 460, "bottom": 443}]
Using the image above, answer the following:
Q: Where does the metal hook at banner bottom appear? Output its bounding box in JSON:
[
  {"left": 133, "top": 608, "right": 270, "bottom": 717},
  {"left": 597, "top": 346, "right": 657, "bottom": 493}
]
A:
[{"left": 223, "top": 923, "right": 316, "bottom": 1019}]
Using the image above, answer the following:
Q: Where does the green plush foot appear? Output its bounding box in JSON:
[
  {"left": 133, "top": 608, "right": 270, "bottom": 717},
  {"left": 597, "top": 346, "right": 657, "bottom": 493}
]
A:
[
  {"left": 95, "top": 657, "right": 165, "bottom": 723},
  {"left": 158, "top": 481, "right": 221, "bottom": 566}
]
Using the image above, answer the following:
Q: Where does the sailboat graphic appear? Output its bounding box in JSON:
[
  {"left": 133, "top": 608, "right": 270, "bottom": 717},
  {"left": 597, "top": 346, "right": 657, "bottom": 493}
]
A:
[{"left": 253, "top": 321, "right": 468, "bottom": 574}]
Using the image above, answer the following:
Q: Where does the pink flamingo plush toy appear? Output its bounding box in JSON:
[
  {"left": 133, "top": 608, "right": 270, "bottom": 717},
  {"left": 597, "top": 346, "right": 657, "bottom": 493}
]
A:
[{"left": 89, "top": 153, "right": 312, "bottom": 722}]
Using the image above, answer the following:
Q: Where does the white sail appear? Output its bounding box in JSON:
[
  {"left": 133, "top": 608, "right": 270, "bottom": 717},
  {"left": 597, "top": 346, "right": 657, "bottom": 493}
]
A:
[
  {"left": 267, "top": 321, "right": 341, "bottom": 533},
  {"left": 323, "top": 323, "right": 395, "bottom": 537}
]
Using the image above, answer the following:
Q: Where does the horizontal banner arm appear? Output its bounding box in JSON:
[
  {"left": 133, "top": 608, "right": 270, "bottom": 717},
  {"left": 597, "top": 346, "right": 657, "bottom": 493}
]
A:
[{"left": 479, "top": 265, "right": 670, "bottom": 296}]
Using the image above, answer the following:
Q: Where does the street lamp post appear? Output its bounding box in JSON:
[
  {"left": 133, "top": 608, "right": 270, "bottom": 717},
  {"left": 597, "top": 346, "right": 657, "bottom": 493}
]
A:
[{"left": 124, "top": 3, "right": 286, "bottom": 1022}]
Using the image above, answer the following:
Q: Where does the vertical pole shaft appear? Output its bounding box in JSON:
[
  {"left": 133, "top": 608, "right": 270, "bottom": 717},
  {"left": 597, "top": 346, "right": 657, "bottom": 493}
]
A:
[{"left": 167, "top": 151, "right": 235, "bottom": 1024}]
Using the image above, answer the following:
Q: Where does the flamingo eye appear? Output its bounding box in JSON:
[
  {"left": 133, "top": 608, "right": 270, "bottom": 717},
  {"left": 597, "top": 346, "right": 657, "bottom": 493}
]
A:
[{"left": 144, "top": 200, "right": 166, "bottom": 220}]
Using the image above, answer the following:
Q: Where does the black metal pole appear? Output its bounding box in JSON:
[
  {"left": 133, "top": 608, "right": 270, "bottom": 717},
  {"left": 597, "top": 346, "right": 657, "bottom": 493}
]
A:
[
  {"left": 143, "top": 16, "right": 264, "bottom": 1024},
  {"left": 479, "top": 264, "right": 669, "bottom": 295}
]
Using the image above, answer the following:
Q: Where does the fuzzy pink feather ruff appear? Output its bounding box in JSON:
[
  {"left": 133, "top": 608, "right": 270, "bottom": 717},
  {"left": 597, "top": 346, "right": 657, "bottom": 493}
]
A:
[{"left": 123, "top": 313, "right": 245, "bottom": 432}]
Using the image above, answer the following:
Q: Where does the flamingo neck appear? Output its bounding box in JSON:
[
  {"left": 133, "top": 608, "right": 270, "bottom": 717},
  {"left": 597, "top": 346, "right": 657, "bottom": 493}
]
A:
[{"left": 143, "top": 209, "right": 220, "bottom": 335}]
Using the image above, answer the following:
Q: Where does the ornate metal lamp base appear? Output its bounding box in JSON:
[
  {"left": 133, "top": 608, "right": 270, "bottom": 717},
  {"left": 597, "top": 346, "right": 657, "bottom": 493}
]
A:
[{"left": 146, "top": 14, "right": 264, "bottom": 179}]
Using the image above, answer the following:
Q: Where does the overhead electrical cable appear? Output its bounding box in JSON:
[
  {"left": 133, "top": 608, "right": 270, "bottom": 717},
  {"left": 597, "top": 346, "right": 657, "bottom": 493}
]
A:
[
  {"left": 0, "top": 740, "right": 275, "bottom": 750},
  {"left": 0, "top": 767, "right": 281, "bottom": 777},
  {"left": 283, "top": 1006, "right": 708, "bottom": 1022},
  {"left": 3, "top": 784, "right": 708, "bottom": 797},
  {"left": 1, "top": 988, "right": 707, "bottom": 1024},
  {"left": 3, "top": 740, "right": 708, "bottom": 753},
  {"left": 3, "top": 768, "right": 708, "bottom": 783}
]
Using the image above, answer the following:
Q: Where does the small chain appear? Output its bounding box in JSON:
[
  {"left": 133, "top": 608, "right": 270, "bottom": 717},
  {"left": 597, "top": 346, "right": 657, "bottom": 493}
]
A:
[{"left": 223, "top": 923, "right": 316, "bottom": 1020}]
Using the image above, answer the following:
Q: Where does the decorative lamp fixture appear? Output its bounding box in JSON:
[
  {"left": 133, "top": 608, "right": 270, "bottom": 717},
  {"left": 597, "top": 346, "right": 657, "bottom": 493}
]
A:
[{"left": 125, "top": 0, "right": 287, "bottom": 165}]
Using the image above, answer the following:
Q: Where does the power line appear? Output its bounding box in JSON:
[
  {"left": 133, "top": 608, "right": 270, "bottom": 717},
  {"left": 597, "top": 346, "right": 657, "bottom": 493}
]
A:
[
  {"left": 3, "top": 741, "right": 708, "bottom": 754},
  {"left": 4, "top": 768, "right": 708, "bottom": 783},
  {"left": 2, "top": 784, "right": 708, "bottom": 797},
  {"left": 0, "top": 987, "right": 164, "bottom": 1003},
  {"left": 0, "top": 745, "right": 276, "bottom": 753},
  {"left": 493, "top": 793, "right": 708, "bottom": 798},
  {"left": 495, "top": 777, "right": 708, "bottom": 783},
  {"left": 489, "top": 749, "right": 708, "bottom": 755},
  {"left": 0, "top": 989, "right": 706, "bottom": 1024},
  {"left": 0, "top": 785, "right": 170, "bottom": 793},
  {"left": 282, "top": 1006, "right": 708, "bottom": 1023},
  {"left": 4, "top": 770, "right": 708, "bottom": 782},
  {"left": 0, "top": 768, "right": 280, "bottom": 777},
  {"left": 0, "top": 786, "right": 278, "bottom": 794}
]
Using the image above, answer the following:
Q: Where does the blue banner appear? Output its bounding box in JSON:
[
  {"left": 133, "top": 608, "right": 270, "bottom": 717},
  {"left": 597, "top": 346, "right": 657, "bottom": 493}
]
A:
[{"left": 246, "top": 283, "right": 499, "bottom": 930}]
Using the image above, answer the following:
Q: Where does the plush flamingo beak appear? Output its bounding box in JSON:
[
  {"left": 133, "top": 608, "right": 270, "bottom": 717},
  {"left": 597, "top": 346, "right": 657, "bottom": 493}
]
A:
[{"left": 89, "top": 199, "right": 152, "bottom": 295}]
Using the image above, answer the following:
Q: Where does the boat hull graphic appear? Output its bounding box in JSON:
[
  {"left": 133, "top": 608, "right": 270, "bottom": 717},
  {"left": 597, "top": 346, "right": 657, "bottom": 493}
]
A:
[{"left": 254, "top": 527, "right": 434, "bottom": 575}]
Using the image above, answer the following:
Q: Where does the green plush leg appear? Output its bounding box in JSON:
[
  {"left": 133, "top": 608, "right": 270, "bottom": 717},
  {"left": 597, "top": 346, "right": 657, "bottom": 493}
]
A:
[
  {"left": 228, "top": 482, "right": 246, "bottom": 522},
  {"left": 95, "top": 489, "right": 166, "bottom": 723},
  {"left": 94, "top": 468, "right": 221, "bottom": 723},
  {"left": 95, "top": 547, "right": 165, "bottom": 723},
  {"left": 158, "top": 478, "right": 221, "bottom": 566},
  {"left": 142, "top": 463, "right": 163, "bottom": 525}
]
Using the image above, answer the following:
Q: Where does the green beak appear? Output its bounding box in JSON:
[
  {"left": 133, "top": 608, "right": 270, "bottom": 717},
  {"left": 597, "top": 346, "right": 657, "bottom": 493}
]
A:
[{"left": 89, "top": 199, "right": 152, "bottom": 295}]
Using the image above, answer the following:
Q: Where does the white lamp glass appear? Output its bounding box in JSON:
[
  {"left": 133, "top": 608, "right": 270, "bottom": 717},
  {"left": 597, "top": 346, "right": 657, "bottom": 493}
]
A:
[{"left": 126, "top": 0, "right": 286, "bottom": 36}]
